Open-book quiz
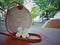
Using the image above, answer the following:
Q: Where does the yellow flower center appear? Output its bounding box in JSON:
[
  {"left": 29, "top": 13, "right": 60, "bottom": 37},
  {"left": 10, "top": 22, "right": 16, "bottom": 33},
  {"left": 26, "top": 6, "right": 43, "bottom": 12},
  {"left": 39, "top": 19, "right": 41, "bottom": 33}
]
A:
[{"left": 20, "top": 32, "right": 24, "bottom": 35}]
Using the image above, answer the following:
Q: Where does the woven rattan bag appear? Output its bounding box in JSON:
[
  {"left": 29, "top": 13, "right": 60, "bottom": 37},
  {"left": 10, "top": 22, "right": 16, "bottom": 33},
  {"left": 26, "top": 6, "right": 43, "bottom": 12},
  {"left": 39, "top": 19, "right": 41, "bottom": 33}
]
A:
[{"left": 0, "top": 2, "right": 42, "bottom": 43}]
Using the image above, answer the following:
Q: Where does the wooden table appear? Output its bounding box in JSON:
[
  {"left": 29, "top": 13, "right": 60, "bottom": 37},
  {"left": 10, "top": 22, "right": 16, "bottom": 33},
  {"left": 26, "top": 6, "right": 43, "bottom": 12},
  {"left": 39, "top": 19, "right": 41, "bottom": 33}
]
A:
[{"left": 0, "top": 27, "right": 60, "bottom": 45}]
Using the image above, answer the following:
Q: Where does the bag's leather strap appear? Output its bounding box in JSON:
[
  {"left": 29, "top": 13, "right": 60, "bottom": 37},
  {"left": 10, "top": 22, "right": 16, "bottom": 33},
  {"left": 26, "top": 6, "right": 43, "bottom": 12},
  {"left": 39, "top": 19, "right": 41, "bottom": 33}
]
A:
[
  {"left": 8, "top": 1, "right": 23, "bottom": 10},
  {"left": 0, "top": 32, "right": 42, "bottom": 43}
]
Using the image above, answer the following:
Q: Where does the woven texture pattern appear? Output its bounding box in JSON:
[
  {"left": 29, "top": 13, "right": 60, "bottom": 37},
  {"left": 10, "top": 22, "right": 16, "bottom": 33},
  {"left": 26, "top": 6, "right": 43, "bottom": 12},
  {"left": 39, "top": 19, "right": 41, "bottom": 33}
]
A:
[{"left": 6, "top": 6, "right": 32, "bottom": 33}]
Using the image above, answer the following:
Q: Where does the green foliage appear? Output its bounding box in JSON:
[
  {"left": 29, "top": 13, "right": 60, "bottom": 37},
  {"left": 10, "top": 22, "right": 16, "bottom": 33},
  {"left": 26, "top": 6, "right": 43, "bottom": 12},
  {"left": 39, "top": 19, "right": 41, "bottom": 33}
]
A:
[
  {"left": 34, "top": 0, "right": 50, "bottom": 9},
  {"left": 33, "top": 0, "right": 60, "bottom": 18},
  {"left": 31, "top": 6, "right": 40, "bottom": 18},
  {"left": 41, "top": 5, "right": 57, "bottom": 12},
  {"left": 34, "top": 0, "right": 60, "bottom": 10},
  {"left": 0, "top": 0, "right": 24, "bottom": 9},
  {"left": 19, "top": 0, "right": 24, "bottom": 4}
]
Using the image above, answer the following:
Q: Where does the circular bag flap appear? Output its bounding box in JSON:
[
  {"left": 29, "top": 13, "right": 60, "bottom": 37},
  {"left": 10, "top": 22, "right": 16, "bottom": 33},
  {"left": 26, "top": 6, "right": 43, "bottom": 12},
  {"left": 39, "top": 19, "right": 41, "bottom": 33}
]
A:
[{"left": 5, "top": 6, "right": 32, "bottom": 33}]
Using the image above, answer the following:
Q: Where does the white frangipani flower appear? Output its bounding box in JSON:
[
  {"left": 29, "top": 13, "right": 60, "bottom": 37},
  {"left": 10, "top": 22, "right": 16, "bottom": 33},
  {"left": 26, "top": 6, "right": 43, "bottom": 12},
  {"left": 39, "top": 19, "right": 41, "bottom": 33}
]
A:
[{"left": 16, "top": 27, "right": 29, "bottom": 38}]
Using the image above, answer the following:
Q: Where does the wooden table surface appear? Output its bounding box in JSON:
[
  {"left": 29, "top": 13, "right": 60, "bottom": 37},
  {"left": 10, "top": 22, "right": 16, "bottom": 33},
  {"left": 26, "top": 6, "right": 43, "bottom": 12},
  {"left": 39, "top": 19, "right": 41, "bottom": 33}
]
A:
[{"left": 0, "top": 27, "right": 60, "bottom": 45}]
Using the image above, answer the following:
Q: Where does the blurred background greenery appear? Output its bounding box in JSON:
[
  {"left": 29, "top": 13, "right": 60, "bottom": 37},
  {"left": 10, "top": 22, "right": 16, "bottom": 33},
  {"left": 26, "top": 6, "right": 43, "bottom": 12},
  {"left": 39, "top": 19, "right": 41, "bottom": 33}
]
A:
[
  {"left": 32, "top": 0, "right": 60, "bottom": 19},
  {"left": 0, "top": 0, "right": 24, "bottom": 9}
]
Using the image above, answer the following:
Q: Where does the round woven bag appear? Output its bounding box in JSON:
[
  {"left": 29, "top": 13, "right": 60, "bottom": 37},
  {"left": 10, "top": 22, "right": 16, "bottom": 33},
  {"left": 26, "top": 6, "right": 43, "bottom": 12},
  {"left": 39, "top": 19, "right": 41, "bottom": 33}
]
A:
[
  {"left": 6, "top": 3, "right": 32, "bottom": 33},
  {"left": 0, "top": 2, "right": 42, "bottom": 43}
]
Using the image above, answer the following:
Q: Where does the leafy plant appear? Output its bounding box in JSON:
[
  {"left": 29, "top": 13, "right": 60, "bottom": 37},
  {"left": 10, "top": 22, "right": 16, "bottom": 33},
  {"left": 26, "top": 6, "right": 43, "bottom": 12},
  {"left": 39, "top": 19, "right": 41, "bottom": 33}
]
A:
[
  {"left": 31, "top": 6, "right": 40, "bottom": 18},
  {"left": 41, "top": 5, "right": 57, "bottom": 12},
  {"left": 33, "top": 0, "right": 60, "bottom": 18},
  {"left": 0, "top": 0, "right": 24, "bottom": 9}
]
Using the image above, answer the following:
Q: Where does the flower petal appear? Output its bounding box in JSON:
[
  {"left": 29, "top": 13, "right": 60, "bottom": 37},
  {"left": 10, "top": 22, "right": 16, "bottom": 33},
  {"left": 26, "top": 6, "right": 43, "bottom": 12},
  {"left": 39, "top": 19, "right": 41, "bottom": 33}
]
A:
[
  {"left": 16, "top": 33, "right": 21, "bottom": 37},
  {"left": 22, "top": 34, "right": 27, "bottom": 38},
  {"left": 17, "top": 27, "right": 22, "bottom": 32}
]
